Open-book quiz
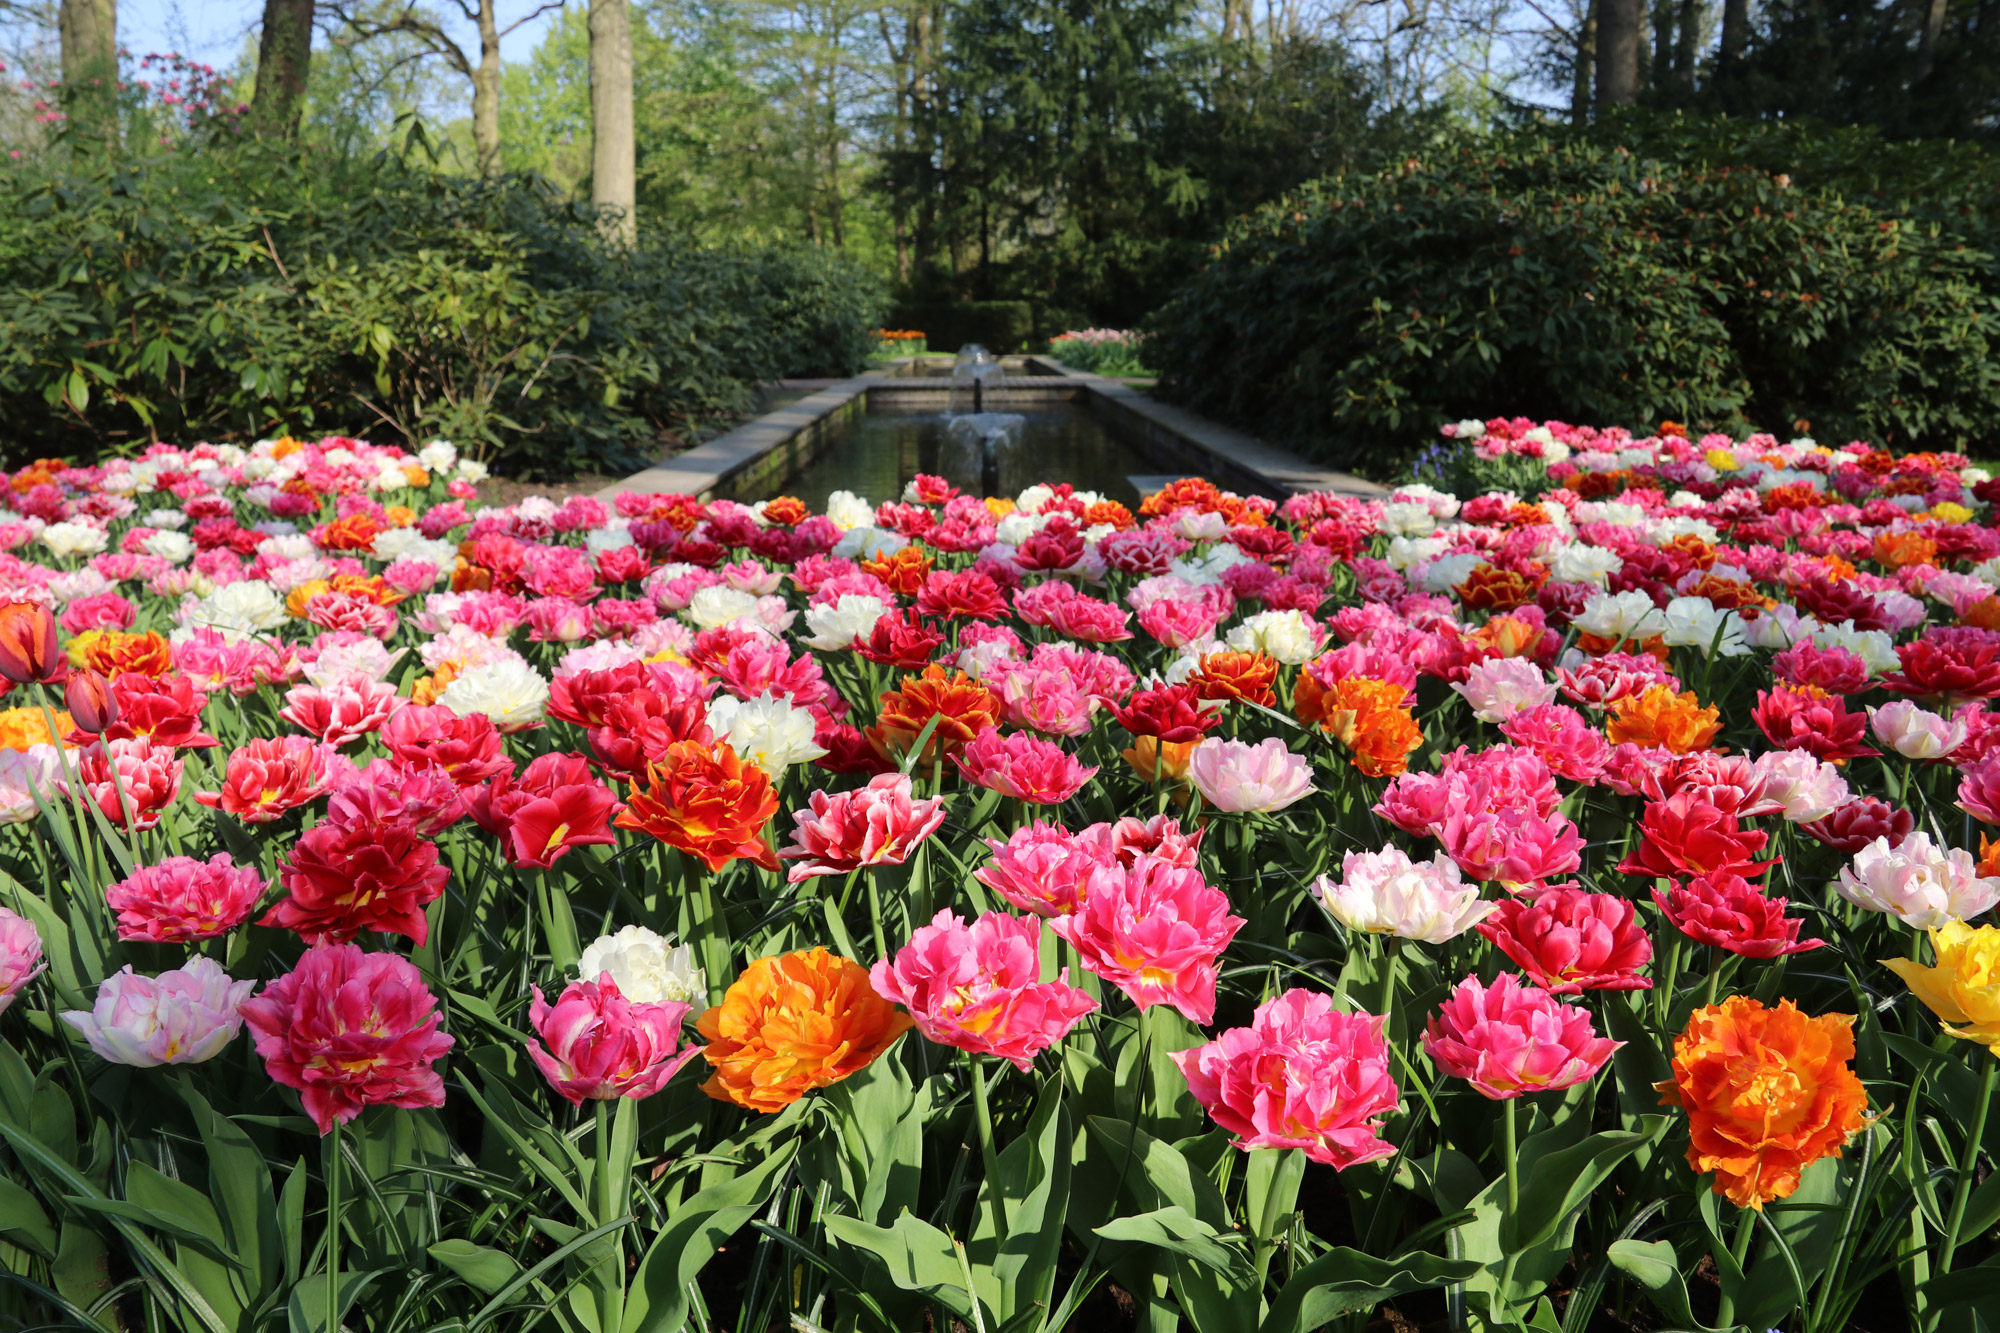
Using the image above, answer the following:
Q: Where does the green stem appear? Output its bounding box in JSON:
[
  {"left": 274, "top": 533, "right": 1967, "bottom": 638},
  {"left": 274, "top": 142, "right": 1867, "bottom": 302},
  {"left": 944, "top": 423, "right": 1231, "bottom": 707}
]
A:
[
  {"left": 969, "top": 1056, "right": 1009, "bottom": 1237},
  {"left": 1713, "top": 1208, "right": 1757, "bottom": 1328},
  {"left": 1501, "top": 1096, "right": 1520, "bottom": 1217},
  {"left": 1938, "top": 1054, "right": 1998, "bottom": 1278},
  {"left": 594, "top": 1101, "right": 620, "bottom": 1333},
  {"left": 1377, "top": 935, "right": 1400, "bottom": 1028},
  {"left": 325, "top": 1118, "right": 342, "bottom": 1333},
  {"left": 866, "top": 872, "right": 890, "bottom": 965},
  {"left": 1706, "top": 944, "right": 1723, "bottom": 1009}
]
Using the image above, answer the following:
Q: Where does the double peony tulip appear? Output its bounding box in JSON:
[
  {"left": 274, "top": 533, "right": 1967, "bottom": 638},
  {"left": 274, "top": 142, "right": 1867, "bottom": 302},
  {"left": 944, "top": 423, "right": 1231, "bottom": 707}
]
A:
[
  {"left": 1175, "top": 988, "right": 1401, "bottom": 1170},
  {"left": 526, "top": 976, "right": 704, "bottom": 1105},
  {"left": 1883, "top": 920, "right": 2000, "bottom": 1053},
  {"left": 0, "top": 907, "right": 44, "bottom": 1016},
  {"left": 779, "top": 773, "right": 947, "bottom": 882},
  {"left": 1657, "top": 996, "right": 1866, "bottom": 1209},
  {"left": 241, "top": 944, "right": 455, "bottom": 1134},
  {"left": 697, "top": 948, "right": 912, "bottom": 1112},
  {"left": 870, "top": 909, "right": 1096, "bottom": 1071},
  {"left": 62, "top": 957, "right": 251, "bottom": 1067},
  {"left": 1423, "top": 973, "right": 1619, "bottom": 1100},
  {"left": 1051, "top": 854, "right": 1242, "bottom": 1025},
  {"left": 1313, "top": 846, "right": 1494, "bottom": 943},
  {"left": 1187, "top": 735, "right": 1313, "bottom": 814}
]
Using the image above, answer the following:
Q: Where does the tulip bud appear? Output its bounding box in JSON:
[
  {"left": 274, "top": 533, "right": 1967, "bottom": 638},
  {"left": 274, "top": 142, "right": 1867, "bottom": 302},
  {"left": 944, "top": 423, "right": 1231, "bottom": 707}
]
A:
[
  {"left": 0, "top": 601, "right": 62, "bottom": 685},
  {"left": 65, "top": 669, "right": 117, "bottom": 735}
]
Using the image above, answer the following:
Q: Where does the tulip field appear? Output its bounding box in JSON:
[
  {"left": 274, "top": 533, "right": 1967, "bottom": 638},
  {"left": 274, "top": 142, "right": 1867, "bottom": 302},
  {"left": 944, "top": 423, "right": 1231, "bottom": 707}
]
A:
[{"left": 2, "top": 425, "right": 2000, "bottom": 1333}]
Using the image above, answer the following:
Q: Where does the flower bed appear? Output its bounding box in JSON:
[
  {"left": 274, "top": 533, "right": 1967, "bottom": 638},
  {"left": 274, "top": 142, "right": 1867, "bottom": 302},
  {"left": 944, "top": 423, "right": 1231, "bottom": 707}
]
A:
[{"left": 0, "top": 424, "right": 1997, "bottom": 1332}]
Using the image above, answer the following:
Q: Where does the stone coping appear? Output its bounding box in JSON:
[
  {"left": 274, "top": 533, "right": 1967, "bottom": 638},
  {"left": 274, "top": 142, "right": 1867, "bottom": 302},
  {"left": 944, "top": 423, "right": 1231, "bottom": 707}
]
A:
[{"left": 595, "top": 359, "right": 1389, "bottom": 503}]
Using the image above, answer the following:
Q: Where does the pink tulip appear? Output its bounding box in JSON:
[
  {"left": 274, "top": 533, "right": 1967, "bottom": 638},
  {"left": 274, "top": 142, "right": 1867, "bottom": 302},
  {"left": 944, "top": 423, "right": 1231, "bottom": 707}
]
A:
[
  {"left": 1476, "top": 888, "right": 1653, "bottom": 994},
  {"left": 1958, "top": 751, "right": 2000, "bottom": 825},
  {"left": 1439, "top": 807, "right": 1584, "bottom": 891},
  {"left": 105, "top": 854, "right": 268, "bottom": 943},
  {"left": 954, "top": 727, "right": 1098, "bottom": 804},
  {"left": 870, "top": 909, "right": 1096, "bottom": 1071},
  {"left": 1051, "top": 854, "right": 1244, "bottom": 1024},
  {"left": 1187, "top": 736, "right": 1313, "bottom": 813},
  {"left": 241, "top": 944, "right": 455, "bottom": 1134},
  {"left": 194, "top": 735, "right": 346, "bottom": 823},
  {"left": 1869, "top": 699, "right": 1968, "bottom": 760},
  {"left": 279, "top": 675, "right": 402, "bottom": 747},
  {"left": 61, "top": 957, "right": 251, "bottom": 1066},
  {"left": 1498, "top": 703, "right": 1611, "bottom": 783},
  {"left": 984, "top": 658, "right": 1098, "bottom": 737},
  {"left": 0, "top": 907, "right": 44, "bottom": 1016},
  {"left": 1423, "top": 973, "right": 1620, "bottom": 1100},
  {"left": 525, "top": 976, "right": 702, "bottom": 1105},
  {"left": 379, "top": 703, "right": 512, "bottom": 786},
  {"left": 779, "top": 773, "right": 947, "bottom": 882},
  {"left": 1452, "top": 656, "right": 1557, "bottom": 723},
  {"left": 1174, "top": 989, "right": 1400, "bottom": 1169},
  {"left": 62, "top": 736, "right": 184, "bottom": 831},
  {"left": 1136, "top": 598, "right": 1222, "bottom": 649},
  {"left": 975, "top": 822, "right": 1113, "bottom": 917}
]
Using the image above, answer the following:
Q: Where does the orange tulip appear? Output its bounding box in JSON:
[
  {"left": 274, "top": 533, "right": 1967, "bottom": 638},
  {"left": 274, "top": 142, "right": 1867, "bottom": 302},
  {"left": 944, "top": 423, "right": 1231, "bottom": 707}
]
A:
[
  {"left": 614, "top": 738, "right": 779, "bottom": 872},
  {"left": 1120, "top": 735, "right": 1196, "bottom": 784},
  {"left": 860, "top": 546, "right": 935, "bottom": 597},
  {"left": 866, "top": 666, "right": 999, "bottom": 766},
  {"left": 67, "top": 630, "right": 173, "bottom": 680},
  {"left": 697, "top": 949, "right": 913, "bottom": 1112},
  {"left": 0, "top": 706, "right": 74, "bottom": 751},
  {"left": 1188, "top": 650, "right": 1279, "bottom": 708},
  {"left": 1301, "top": 675, "right": 1421, "bottom": 778},
  {"left": 1657, "top": 996, "right": 1867, "bottom": 1210},
  {"left": 0, "top": 601, "right": 62, "bottom": 685},
  {"left": 1606, "top": 685, "right": 1721, "bottom": 754}
]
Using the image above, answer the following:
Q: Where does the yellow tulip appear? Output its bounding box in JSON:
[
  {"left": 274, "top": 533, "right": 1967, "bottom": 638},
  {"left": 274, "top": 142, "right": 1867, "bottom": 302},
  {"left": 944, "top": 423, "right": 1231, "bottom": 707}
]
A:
[{"left": 1882, "top": 921, "right": 2000, "bottom": 1053}]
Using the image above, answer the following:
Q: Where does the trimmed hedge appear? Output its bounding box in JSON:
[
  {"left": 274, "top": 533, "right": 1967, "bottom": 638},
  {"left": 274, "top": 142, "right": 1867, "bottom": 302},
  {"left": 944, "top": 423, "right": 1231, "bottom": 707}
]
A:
[
  {"left": 0, "top": 142, "right": 884, "bottom": 478},
  {"left": 1144, "top": 133, "right": 2000, "bottom": 473}
]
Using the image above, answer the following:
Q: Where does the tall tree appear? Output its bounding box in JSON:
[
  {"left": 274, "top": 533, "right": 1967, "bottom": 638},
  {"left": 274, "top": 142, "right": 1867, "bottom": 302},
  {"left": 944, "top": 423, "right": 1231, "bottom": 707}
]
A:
[
  {"left": 325, "top": 0, "right": 563, "bottom": 173},
  {"left": 58, "top": 0, "right": 116, "bottom": 144},
  {"left": 1673, "top": 0, "right": 1699, "bottom": 84},
  {"left": 1717, "top": 0, "right": 1747, "bottom": 69},
  {"left": 1571, "top": 0, "right": 1598, "bottom": 121},
  {"left": 590, "top": 0, "right": 636, "bottom": 241},
  {"left": 252, "top": 0, "right": 316, "bottom": 135},
  {"left": 1595, "top": 0, "right": 1640, "bottom": 103}
]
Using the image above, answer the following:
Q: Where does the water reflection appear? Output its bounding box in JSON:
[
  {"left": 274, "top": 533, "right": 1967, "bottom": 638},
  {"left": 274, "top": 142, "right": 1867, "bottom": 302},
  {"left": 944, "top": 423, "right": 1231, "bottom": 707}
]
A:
[{"left": 771, "top": 404, "right": 1153, "bottom": 509}]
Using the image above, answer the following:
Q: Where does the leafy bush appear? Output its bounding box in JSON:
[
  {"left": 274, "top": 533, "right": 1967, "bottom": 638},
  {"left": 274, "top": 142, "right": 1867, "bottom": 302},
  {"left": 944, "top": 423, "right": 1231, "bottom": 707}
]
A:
[
  {"left": 0, "top": 140, "right": 884, "bottom": 478},
  {"left": 1145, "top": 135, "right": 2000, "bottom": 475}
]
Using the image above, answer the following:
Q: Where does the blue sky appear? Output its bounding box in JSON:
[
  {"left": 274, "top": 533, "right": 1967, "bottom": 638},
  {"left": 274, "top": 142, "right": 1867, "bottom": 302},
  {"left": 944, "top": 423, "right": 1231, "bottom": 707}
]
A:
[{"left": 120, "top": 1, "right": 563, "bottom": 78}]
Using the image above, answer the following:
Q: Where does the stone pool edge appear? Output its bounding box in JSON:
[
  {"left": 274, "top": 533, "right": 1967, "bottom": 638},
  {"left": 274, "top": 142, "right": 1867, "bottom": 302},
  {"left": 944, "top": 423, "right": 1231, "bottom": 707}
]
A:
[{"left": 594, "top": 359, "right": 1388, "bottom": 503}]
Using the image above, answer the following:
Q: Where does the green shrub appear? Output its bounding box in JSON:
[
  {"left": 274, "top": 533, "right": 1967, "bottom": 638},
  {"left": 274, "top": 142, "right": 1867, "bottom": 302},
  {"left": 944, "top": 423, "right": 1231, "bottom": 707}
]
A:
[
  {"left": 888, "top": 301, "right": 1035, "bottom": 353},
  {"left": 1145, "top": 135, "right": 2000, "bottom": 474},
  {"left": 0, "top": 141, "right": 884, "bottom": 477}
]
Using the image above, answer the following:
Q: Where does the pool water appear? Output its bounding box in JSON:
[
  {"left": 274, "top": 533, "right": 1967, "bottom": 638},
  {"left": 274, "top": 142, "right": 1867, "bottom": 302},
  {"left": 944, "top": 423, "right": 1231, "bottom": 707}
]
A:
[{"left": 770, "top": 403, "right": 1156, "bottom": 509}]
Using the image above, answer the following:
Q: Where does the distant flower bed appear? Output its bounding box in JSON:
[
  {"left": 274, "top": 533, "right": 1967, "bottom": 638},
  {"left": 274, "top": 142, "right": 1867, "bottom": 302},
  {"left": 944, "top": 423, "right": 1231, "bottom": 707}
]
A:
[
  {"left": 871, "top": 327, "right": 928, "bottom": 359},
  {"left": 0, "top": 425, "right": 1997, "bottom": 1331},
  {"left": 1047, "top": 327, "right": 1152, "bottom": 376}
]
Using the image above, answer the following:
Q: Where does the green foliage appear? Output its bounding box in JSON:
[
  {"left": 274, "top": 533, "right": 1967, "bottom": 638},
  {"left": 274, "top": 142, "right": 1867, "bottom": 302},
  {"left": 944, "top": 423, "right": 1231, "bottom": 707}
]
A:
[
  {"left": 893, "top": 10, "right": 1405, "bottom": 324},
  {"left": 1145, "top": 133, "right": 2000, "bottom": 475},
  {"left": 889, "top": 300, "right": 1035, "bottom": 353},
  {"left": 0, "top": 135, "right": 883, "bottom": 476}
]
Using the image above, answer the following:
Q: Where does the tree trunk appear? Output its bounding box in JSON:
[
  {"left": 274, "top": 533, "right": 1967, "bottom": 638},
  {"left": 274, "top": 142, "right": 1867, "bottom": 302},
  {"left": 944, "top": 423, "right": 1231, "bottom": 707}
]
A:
[
  {"left": 472, "top": 0, "right": 502, "bottom": 173},
  {"left": 589, "top": 0, "right": 636, "bottom": 245},
  {"left": 251, "top": 0, "right": 314, "bottom": 137},
  {"left": 1572, "top": 0, "right": 1599, "bottom": 121},
  {"left": 1915, "top": 0, "right": 1949, "bottom": 82},
  {"left": 1650, "top": 0, "right": 1673, "bottom": 89},
  {"left": 59, "top": 0, "right": 117, "bottom": 145},
  {"left": 1674, "top": 0, "right": 1700, "bottom": 84},
  {"left": 1718, "top": 0, "right": 1748, "bottom": 68},
  {"left": 1596, "top": 0, "right": 1642, "bottom": 105}
]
